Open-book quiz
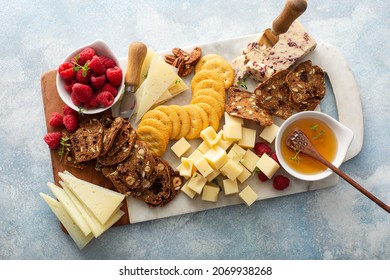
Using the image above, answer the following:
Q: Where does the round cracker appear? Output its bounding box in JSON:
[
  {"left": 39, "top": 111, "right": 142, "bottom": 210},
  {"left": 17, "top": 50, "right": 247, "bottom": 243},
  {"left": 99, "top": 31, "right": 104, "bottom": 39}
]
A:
[
  {"left": 138, "top": 118, "right": 170, "bottom": 142},
  {"left": 182, "top": 105, "right": 203, "bottom": 140},
  {"left": 192, "top": 88, "right": 226, "bottom": 106},
  {"left": 154, "top": 105, "right": 181, "bottom": 140},
  {"left": 193, "top": 78, "right": 226, "bottom": 99},
  {"left": 136, "top": 125, "right": 169, "bottom": 157},
  {"left": 190, "top": 69, "right": 225, "bottom": 92},
  {"left": 194, "top": 54, "right": 222, "bottom": 73},
  {"left": 202, "top": 57, "right": 234, "bottom": 89},
  {"left": 141, "top": 109, "right": 173, "bottom": 138},
  {"left": 193, "top": 102, "right": 221, "bottom": 131},
  {"left": 191, "top": 94, "right": 224, "bottom": 118},
  {"left": 170, "top": 105, "right": 191, "bottom": 140},
  {"left": 189, "top": 104, "right": 209, "bottom": 130}
]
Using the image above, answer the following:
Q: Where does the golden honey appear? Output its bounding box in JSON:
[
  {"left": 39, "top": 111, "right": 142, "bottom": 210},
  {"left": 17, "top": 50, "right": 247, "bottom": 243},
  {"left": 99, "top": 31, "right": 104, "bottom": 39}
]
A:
[{"left": 280, "top": 117, "right": 338, "bottom": 174}]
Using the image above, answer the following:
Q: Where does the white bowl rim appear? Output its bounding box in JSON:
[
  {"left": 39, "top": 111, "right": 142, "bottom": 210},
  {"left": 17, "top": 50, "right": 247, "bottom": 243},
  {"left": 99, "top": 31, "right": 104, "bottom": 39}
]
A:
[
  {"left": 56, "top": 39, "right": 124, "bottom": 114},
  {"left": 275, "top": 111, "right": 354, "bottom": 181}
]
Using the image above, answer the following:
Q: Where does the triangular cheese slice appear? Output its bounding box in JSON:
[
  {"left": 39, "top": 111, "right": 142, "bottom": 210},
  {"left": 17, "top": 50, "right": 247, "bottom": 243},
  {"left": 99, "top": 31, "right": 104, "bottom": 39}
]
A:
[
  {"left": 168, "top": 77, "right": 188, "bottom": 95},
  {"left": 139, "top": 47, "right": 156, "bottom": 87},
  {"left": 58, "top": 172, "right": 125, "bottom": 225},
  {"left": 40, "top": 193, "right": 93, "bottom": 250}
]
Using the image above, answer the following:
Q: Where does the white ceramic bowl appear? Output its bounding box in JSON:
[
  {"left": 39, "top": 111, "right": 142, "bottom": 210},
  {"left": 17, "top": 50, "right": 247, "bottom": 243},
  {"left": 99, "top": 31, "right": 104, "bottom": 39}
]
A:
[
  {"left": 56, "top": 39, "right": 124, "bottom": 114},
  {"left": 275, "top": 111, "right": 354, "bottom": 181}
]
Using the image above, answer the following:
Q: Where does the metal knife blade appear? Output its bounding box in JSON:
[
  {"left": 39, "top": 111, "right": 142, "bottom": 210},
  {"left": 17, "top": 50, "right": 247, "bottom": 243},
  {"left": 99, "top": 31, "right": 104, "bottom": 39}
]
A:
[{"left": 119, "top": 42, "right": 147, "bottom": 119}]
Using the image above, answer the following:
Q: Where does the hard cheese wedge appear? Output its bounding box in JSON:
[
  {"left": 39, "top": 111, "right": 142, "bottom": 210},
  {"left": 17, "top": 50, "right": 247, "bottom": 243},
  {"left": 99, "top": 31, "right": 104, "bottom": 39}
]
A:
[
  {"left": 58, "top": 172, "right": 125, "bottom": 225},
  {"left": 40, "top": 193, "right": 93, "bottom": 250}
]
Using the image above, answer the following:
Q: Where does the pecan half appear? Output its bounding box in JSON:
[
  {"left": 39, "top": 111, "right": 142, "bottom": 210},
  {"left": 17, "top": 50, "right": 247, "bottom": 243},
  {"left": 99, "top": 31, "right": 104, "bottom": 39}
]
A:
[{"left": 164, "top": 46, "right": 202, "bottom": 77}]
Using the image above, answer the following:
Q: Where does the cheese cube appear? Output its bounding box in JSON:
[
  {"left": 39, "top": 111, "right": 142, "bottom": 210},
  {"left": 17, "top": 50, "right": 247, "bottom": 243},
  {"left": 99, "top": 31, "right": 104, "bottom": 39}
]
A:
[
  {"left": 181, "top": 181, "right": 197, "bottom": 199},
  {"left": 236, "top": 164, "right": 252, "bottom": 183},
  {"left": 200, "top": 126, "right": 219, "bottom": 147},
  {"left": 239, "top": 185, "right": 258, "bottom": 206},
  {"left": 220, "top": 159, "right": 244, "bottom": 181},
  {"left": 179, "top": 157, "right": 195, "bottom": 178},
  {"left": 224, "top": 112, "right": 244, "bottom": 125},
  {"left": 197, "top": 141, "right": 211, "bottom": 154},
  {"left": 223, "top": 123, "right": 242, "bottom": 141},
  {"left": 259, "top": 123, "right": 279, "bottom": 143},
  {"left": 238, "top": 127, "right": 257, "bottom": 149},
  {"left": 187, "top": 172, "right": 207, "bottom": 194},
  {"left": 188, "top": 148, "right": 204, "bottom": 162},
  {"left": 241, "top": 149, "right": 260, "bottom": 172},
  {"left": 217, "top": 131, "right": 234, "bottom": 150},
  {"left": 256, "top": 153, "right": 280, "bottom": 179},
  {"left": 205, "top": 169, "right": 221, "bottom": 182},
  {"left": 202, "top": 185, "right": 220, "bottom": 202},
  {"left": 222, "top": 178, "right": 239, "bottom": 195},
  {"left": 227, "top": 144, "right": 246, "bottom": 163},
  {"left": 194, "top": 157, "right": 214, "bottom": 178},
  {"left": 203, "top": 145, "right": 228, "bottom": 170},
  {"left": 171, "top": 137, "right": 191, "bottom": 157}
]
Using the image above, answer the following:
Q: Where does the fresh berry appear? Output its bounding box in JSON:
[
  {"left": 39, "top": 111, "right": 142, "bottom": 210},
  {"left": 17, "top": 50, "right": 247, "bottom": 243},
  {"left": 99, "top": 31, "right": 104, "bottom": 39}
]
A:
[
  {"left": 106, "top": 66, "right": 123, "bottom": 87},
  {"left": 273, "top": 175, "right": 290, "bottom": 191},
  {"left": 258, "top": 171, "right": 269, "bottom": 182},
  {"left": 71, "top": 83, "right": 93, "bottom": 103},
  {"left": 63, "top": 114, "right": 79, "bottom": 132},
  {"left": 254, "top": 142, "right": 272, "bottom": 157},
  {"left": 99, "top": 55, "right": 116, "bottom": 69},
  {"left": 62, "top": 104, "right": 78, "bottom": 116},
  {"left": 43, "top": 132, "right": 63, "bottom": 150},
  {"left": 90, "top": 73, "right": 106, "bottom": 89},
  {"left": 270, "top": 152, "right": 280, "bottom": 165},
  {"left": 71, "top": 91, "right": 83, "bottom": 106},
  {"left": 77, "top": 47, "right": 96, "bottom": 65},
  {"left": 88, "top": 55, "right": 106, "bottom": 75},
  {"left": 58, "top": 62, "right": 74, "bottom": 81},
  {"left": 49, "top": 112, "right": 63, "bottom": 127},
  {"left": 97, "top": 91, "right": 115, "bottom": 107},
  {"left": 85, "top": 95, "right": 99, "bottom": 108},
  {"left": 75, "top": 68, "right": 91, "bottom": 84},
  {"left": 101, "top": 83, "right": 118, "bottom": 97},
  {"left": 63, "top": 79, "right": 76, "bottom": 93}
]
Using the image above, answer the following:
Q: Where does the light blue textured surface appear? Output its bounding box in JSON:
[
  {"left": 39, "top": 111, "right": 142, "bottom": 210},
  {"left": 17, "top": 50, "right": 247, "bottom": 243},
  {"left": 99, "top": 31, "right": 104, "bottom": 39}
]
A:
[{"left": 0, "top": 0, "right": 389, "bottom": 260}]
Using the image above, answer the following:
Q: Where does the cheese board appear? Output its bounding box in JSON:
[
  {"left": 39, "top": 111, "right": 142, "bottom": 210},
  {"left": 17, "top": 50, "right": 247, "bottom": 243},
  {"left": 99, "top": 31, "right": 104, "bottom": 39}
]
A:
[{"left": 41, "top": 33, "right": 363, "bottom": 226}]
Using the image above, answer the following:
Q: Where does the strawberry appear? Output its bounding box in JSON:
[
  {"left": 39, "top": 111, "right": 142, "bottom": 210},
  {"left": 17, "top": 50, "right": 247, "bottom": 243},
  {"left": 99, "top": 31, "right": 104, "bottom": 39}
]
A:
[
  {"left": 43, "top": 132, "right": 63, "bottom": 150},
  {"left": 106, "top": 66, "right": 123, "bottom": 87}
]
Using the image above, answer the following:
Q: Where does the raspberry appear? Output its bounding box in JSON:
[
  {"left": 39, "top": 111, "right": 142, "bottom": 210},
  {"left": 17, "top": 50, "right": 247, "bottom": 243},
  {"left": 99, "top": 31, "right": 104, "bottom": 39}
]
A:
[
  {"left": 62, "top": 104, "right": 78, "bottom": 116},
  {"left": 63, "top": 114, "right": 79, "bottom": 132},
  {"left": 43, "top": 132, "right": 63, "bottom": 150},
  {"left": 77, "top": 47, "right": 96, "bottom": 65},
  {"left": 71, "top": 91, "right": 83, "bottom": 106},
  {"left": 49, "top": 112, "right": 63, "bottom": 128},
  {"left": 258, "top": 171, "right": 269, "bottom": 182},
  {"left": 90, "top": 73, "right": 106, "bottom": 89},
  {"left": 75, "top": 68, "right": 91, "bottom": 84},
  {"left": 270, "top": 152, "right": 280, "bottom": 165},
  {"left": 99, "top": 56, "right": 116, "bottom": 69},
  {"left": 58, "top": 62, "right": 74, "bottom": 81},
  {"left": 97, "top": 91, "right": 115, "bottom": 107},
  {"left": 88, "top": 55, "right": 106, "bottom": 75},
  {"left": 273, "top": 175, "right": 290, "bottom": 191},
  {"left": 85, "top": 95, "right": 99, "bottom": 108},
  {"left": 101, "top": 83, "right": 118, "bottom": 97},
  {"left": 254, "top": 142, "right": 272, "bottom": 157},
  {"left": 63, "top": 79, "right": 76, "bottom": 93},
  {"left": 106, "top": 66, "right": 123, "bottom": 87},
  {"left": 71, "top": 83, "right": 93, "bottom": 103}
]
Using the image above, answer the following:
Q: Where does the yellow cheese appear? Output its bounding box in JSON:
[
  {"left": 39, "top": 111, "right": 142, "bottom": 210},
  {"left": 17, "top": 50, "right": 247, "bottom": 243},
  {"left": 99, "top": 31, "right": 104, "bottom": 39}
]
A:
[
  {"left": 197, "top": 141, "right": 211, "bottom": 154},
  {"left": 171, "top": 137, "right": 191, "bottom": 158},
  {"left": 179, "top": 157, "right": 195, "bottom": 178},
  {"left": 223, "top": 123, "right": 242, "bottom": 141},
  {"left": 204, "top": 145, "right": 228, "bottom": 170},
  {"left": 222, "top": 178, "right": 239, "bottom": 195},
  {"left": 40, "top": 193, "right": 94, "bottom": 250},
  {"left": 154, "top": 89, "right": 173, "bottom": 106},
  {"left": 238, "top": 127, "right": 257, "bottom": 149},
  {"left": 194, "top": 157, "right": 214, "bottom": 178},
  {"left": 220, "top": 159, "right": 244, "bottom": 181},
  {"left": 227, "top": 143, "right": 246, "bottom": 163},
  {"left": 217, "top": 130, "right": 234, "bottom": 150},
  {"left": 201, "top": 185, "right": 220, "bottom": 202},
  {"left": 238, "top": 185, "right": 258, "bottom": 206},
  {"left": 259, "top": 123, "right": 279, "bottom": 143},
  {"left": 241, "top": 149, "right": 260, "bottom": 172},
  {"left": 58, "top": 172, "right": 125, "bottom": 225},
  {"left": 236, "top": 164, "right": 252, "bottom": 183},
  {"left": 256, "top": 153, "right": 280, "bottom": 179},
  {"left": 187, "top": 172, "right": 207, "bottom": 194},
  {"left": 180, "top": 180, "right": 197, "bottom": 199},
  {"left": 205, "top": 168, "right": 221, "bottom": 182},
  {"left": 188, "top": 148, "right": 204, "bottom": 162},
  {"left": 224, "top": 112, "right": 244, "bottom": 125},
  {"left": 139, "top": 47, "right": 156, "bottom": 86},
  {"left": 200, "top": 126, "right": 219, "bottom": 147},
  {"left": 168, "top": 77, "right": 188, "bottom": 95}
]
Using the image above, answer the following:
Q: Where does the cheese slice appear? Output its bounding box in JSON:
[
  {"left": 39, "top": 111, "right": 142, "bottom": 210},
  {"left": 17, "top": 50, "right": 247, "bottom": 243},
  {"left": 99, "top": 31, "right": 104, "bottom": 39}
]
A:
[
  {"left": 139, "top": 47, "right": 156, "bottom": 86},
  {"left": 47, "top": 182, "right": 91, "bottom": 236},
  {"left": 58, "top": 172, "right": 125, "bottom": 225},
  {"left": 40, "top": 193, "right": 93, "bottom": 250}
]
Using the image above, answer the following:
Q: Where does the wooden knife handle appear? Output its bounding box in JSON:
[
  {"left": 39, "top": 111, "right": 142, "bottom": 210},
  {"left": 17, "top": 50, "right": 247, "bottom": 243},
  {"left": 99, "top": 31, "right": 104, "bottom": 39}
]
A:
[
  {"left": 272, "top": 0, "right": 307, "bottom": 35},
  {"left": 125, "top": 42, "right": 147, "bottom": 87}
]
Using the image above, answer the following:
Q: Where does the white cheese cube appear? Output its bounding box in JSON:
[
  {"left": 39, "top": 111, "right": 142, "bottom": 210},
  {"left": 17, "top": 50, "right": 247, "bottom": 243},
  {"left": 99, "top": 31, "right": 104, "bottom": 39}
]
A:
[
  {"left": 238, "top": 127, "right": 257, "bottom": 149},
  {"left": 239, "top": 185, "right": 258, "bottom": 206},
  {"left": 220, "top": 159, "right": 244, "bottom": 181},
  {"left": 203, "top": 145, "right": 228, "bottom": 170},
  {"left": 259, "top": 123, "right": 279, "bottom": 143},
  {"left": 201, "top": 185, "right": 220, "bottom": 202},
  {"left": 241, "top": 149, "right": 260, "bottom": 172},
  {"left": 188, "top": 148, "right": 204, "bottom": 162},
  {"left": 181, "top": 181, "right": 197, "bottom": 199},
  {"left": 256, "top": 153, "right": 280, "bottom": 179},
  {"left": 236, "top": 164, "right": 252, "bottom": 183},
  {"left": 194, "top": 157, "right": 214, "bottom": 178},
  {"left": 206, "top": 169, "right": 221, "bottom": 182},
  {"left": 200, "top": 126, "right": 219, "bottom": 147},
  {"left": 179, "top": 157, "right": 195, "bottom": 178},
  {"left": 217, "top": 130, "right": 234, "bottom": 150},
  {"left": 222, "top": 178, "right": 239, "bottom": 195},
  {"left": 187, "top": 172, "right": 207, "bottom": 194},
  {"left": 223, "top": 123, "right": 242, "bottom": 141},
  {"left": 171, "top": 137, "right": 191, "bottom": 157},
  {"left": 197, "top": 141, "right": 211, "bottom": 154},
  {"left": 227, "top": 143, "right": 246, "bottom": 163},
  {"left": 224, "top": 112, "right": 244, "bottom": 125}
]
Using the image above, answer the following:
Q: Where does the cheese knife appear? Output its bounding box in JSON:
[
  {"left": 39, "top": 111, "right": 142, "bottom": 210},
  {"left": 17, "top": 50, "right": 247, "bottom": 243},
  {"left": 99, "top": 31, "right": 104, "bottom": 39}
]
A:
[
  {"left": 119, "top": 41, "right": 147, "bottom": 119},
  {"left": 259, "top": 0, "right": 307, "bottom": 47}
]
